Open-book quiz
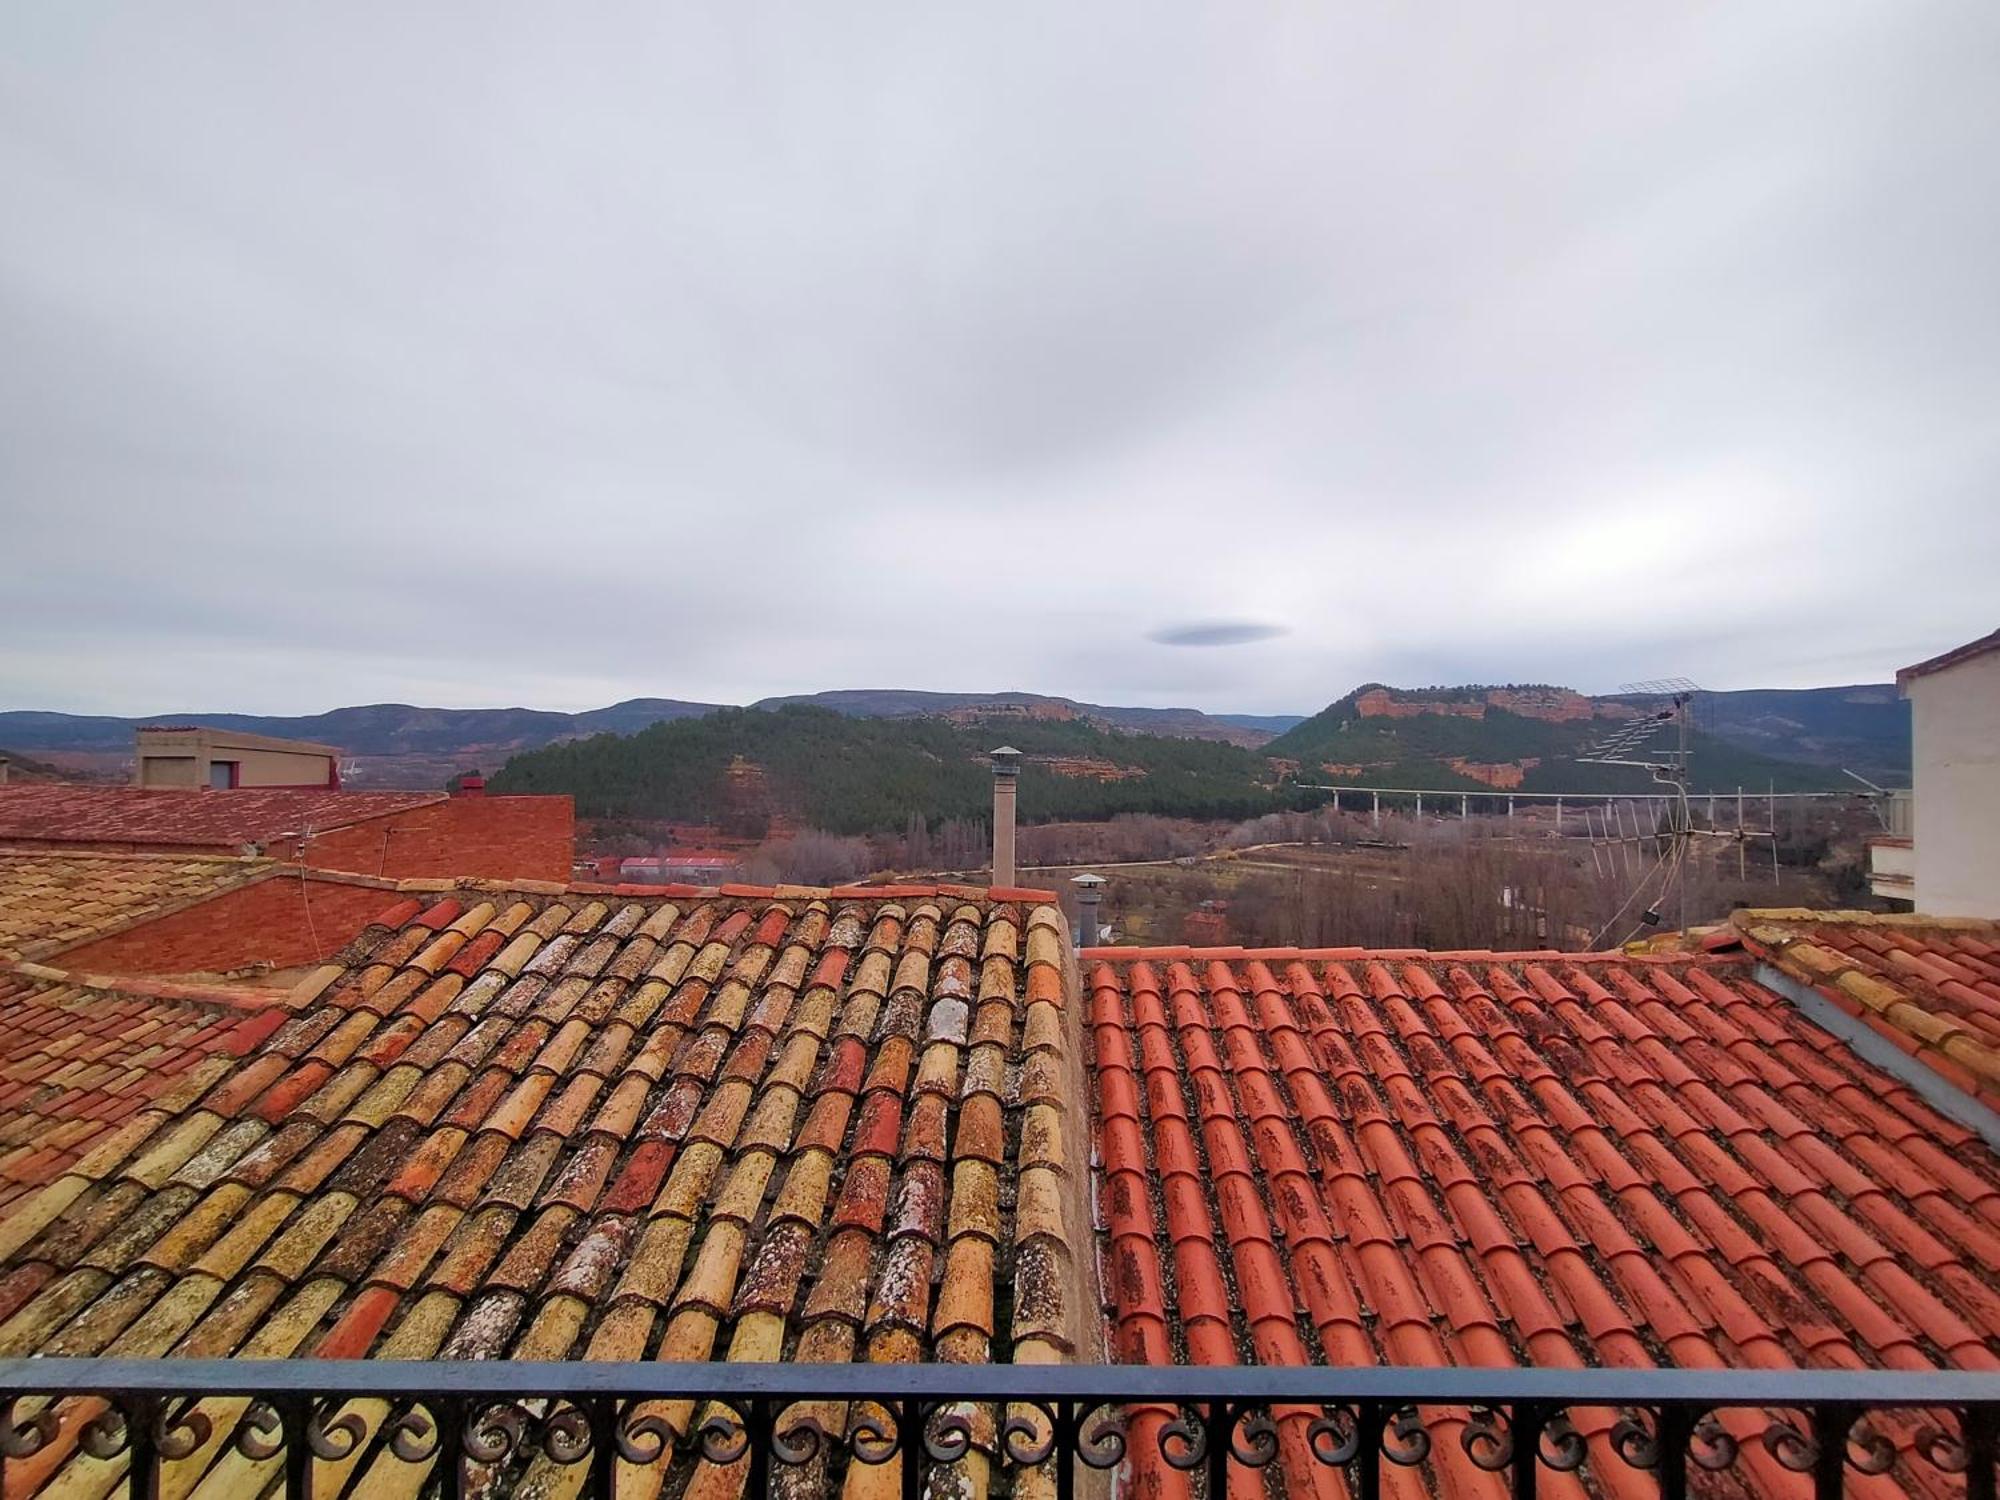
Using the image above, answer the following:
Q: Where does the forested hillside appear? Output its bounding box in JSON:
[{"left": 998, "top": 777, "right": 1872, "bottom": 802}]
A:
[
  {"left": 1266, "top": 686, "right": 1842, "bottom": 794},
  {"left": 489, "top": 706, "right": 1284, "bottom": 834},
  {"left": 749, "top": 689, "right": 1276, "bottom": 746}
]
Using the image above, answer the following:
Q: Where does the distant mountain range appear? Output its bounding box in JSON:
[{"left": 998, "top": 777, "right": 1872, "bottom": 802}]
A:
[
  {"left": 748, "top": 689, "right": 1284, "bottom": 746},
  {"left": 0, "top": 690, "right": 1285, "bottom": 782},
  {"left": 1679, "top": 685, "right": 1909, "bottom": 784},
  {"left": 0, "top": 699, "right": 723, "bottom": 758},
  {"left": 1212, "top": 712, "right": 1310, "bottom": 735},
  {"left": 0, "top": 679, "right": 1909, "bottom": 790},
  {"left": 1265, "top": 683, "right": 1907, "bottom": 793}
]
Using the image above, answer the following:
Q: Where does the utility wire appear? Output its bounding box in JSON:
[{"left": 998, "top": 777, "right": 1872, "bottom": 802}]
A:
[
  {"left": 1587, "top": 824, "right": 1686, "bottom": 951},
  {"left": 1608, "top": 833, "right": 1692, "bottom": 950},
  {"left": 297, "top": 821, "right": 322, "bottom": 959}
]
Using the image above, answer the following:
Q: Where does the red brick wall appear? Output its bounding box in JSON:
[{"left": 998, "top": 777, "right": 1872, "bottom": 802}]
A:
[
  {"left": 283, "top": 796, "right": 574, "bottom": 881},
  {"left": 0, "top": 795, "right": 573, "bottom": 880},
  {"left": 56, "top": 878, "right": 395, "bottom": 977}
]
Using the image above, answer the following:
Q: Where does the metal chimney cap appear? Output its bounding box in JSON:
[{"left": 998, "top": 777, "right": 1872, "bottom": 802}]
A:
[
  {"left": 989, "top": 746, "right": 1022, "bottom": 771},
  {"left": 1071, "top": 872, "right": 1106, "bottom": 890}
]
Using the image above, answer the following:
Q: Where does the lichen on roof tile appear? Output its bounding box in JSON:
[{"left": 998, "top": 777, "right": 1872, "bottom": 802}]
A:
[
  {"left": 1735, "top": 910, "right": 2000, "bottom": 1105},
  {"left": 0, "top": 884, "right": 1080, "bottom": 1499},
  {"left": 0, "top": 849, "right": 277, "bottom": 961}
]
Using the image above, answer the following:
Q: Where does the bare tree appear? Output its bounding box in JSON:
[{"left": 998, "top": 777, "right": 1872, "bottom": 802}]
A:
[{"left": 743, "top": 829, "right": 877, "bottom": 886}]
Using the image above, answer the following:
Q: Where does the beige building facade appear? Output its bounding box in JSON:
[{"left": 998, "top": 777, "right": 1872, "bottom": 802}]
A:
[
  {"left": 1883, "top": 629, "right": 2000, "bottom": 917},
  {"left": 133, "top": 726, "right": 341, "bottom": 790}
]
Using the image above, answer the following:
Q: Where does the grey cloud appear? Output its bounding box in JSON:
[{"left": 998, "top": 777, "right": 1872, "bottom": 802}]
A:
[
  {"left": 1, "top": 5, "right": 1996, "bottom": 718},
  {"left": 1149, "top": 622, "right": 1289, "bottom": 649}
]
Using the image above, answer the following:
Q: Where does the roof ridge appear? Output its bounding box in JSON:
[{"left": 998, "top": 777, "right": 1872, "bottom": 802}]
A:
[
  {"left": 1732, "top": 910, "right": 2000, "bottom": 1103},
  {"left": 2, "top": 957, "right": 297, "bottom": 1013},
  {"left": 349, "top": 875, "right": 1065, "bottom": 904},
  {"left": 1080, "top": 943, "right": 1722, "bottom": 964},
  {"left": 0, "top": 847, "right": 301, "bottom": 967},
  {"left": 1898, "top": 624, "right": 2000, "bottom": 684},
  {"left": 1733, "top": 906, "right": 2000, "bottom": 935},
  {"left": 0, "top": 845, "right": 270, "bottom": 867}
]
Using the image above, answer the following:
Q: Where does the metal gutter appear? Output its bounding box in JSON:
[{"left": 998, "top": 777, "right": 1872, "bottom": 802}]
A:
[{"left": 1754, "top": 959, "right": 2000, "bottom": 1155}]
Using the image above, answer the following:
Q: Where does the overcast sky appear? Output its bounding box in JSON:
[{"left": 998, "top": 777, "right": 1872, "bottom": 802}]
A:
[{"left": 3, "top": 6, "right": 1997, "bottom": 717}]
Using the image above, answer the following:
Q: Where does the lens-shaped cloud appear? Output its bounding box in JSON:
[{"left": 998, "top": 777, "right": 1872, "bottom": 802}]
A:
[{"left": 1148, "top": 620, "right": 1290, "bottom": 648}]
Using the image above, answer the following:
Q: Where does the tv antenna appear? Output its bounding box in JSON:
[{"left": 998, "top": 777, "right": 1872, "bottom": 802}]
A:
[
  {"left": 1577, "top": 677, "right": 1789, "bottom": 945},
  {"left": 1840, "top": 766, "right": 1907, "bottom": 833},
  {"left": 1580, "top": 678, "right": 1699, "bottom": 781},
  {"left": 1579, "top": 678, "right": 1701, "bottom": 939}
]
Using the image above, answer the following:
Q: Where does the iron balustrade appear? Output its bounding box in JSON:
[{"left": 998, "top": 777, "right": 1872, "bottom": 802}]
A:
[{"left": 2, "top": 1359, "right": 1998, "bottom": 1500}]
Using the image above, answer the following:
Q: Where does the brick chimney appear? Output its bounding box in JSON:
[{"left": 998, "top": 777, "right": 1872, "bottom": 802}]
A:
[
  {"left": 454, "top": 772, "right": 486, "bottom": 798},
  {"left": 990, "top": 747, "right": 1020, "bottom": 887}
]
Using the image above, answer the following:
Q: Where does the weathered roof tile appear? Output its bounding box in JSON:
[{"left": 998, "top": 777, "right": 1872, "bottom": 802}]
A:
[
  {"left": 1735, "top": 910, "right": 2000, "bottom": 1108},
  {"left": 0, "top": 887, "right": 1074, "bottom": 1498}
]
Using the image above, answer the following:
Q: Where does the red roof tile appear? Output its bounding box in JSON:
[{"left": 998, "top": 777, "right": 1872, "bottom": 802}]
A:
[
  {"left": 1085, "top": 946, "right": 2000, "bottom": 1500},
  {"left": 0, "top": 850, "right": 273, "bottom": 961},
  {"left": 0, "top": 973, "right": 292, "bottom": 1215},
  {"left": 0, "top": 886, "right": 1085, "bottom": 1500},
  {"left": 0, "top": 786, "right": 575, "bottom": 883},
  {"left": 1734, "top": 910, "right": 2000, "bottom": 1108},
  {"left": 0, "top": 786, "right": 441, "bottom": 848}
]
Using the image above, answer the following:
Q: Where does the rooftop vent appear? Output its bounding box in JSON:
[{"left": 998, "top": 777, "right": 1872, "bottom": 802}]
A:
[{"left": 1072, "top": 872, "right": 1105, "bottom": 947}]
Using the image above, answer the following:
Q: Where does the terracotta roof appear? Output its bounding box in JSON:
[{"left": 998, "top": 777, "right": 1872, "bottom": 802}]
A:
[
  {"left": 1732, "top": 909, "right": 2000, "bottom": 1108},
  {"left": 0, "top": 885, "right": 1084, "bottom": 1500},
  {"left": 0, "top": 971, "right": 290, "bottom": 1216},
  {"left": 0, "top": 849, "right": 271, "bottom": 960},
  {"left": 1898, "top": 625, "right": 2000, "bottom": 685},
  {"left": 0, "top": 785, "right": 442, "bottom": 849},
  {"left": 1084, "top": 945, "right": 2000, "bottom": 1500}
]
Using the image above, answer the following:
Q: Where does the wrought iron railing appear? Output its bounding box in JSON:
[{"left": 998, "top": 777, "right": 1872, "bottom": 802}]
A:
[{"left": 2, "top": 1359, "right": 1997, "bottom": 1500}]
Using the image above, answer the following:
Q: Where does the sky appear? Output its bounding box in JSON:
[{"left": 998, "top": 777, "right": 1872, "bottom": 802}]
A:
[{"left": 3, "top": 6, "right": 1997, "bottom": 718}]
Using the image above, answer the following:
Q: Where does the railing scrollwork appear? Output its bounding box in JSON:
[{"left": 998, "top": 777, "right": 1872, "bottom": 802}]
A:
[{"left": 0, "top": 1359, "right": 1993, "bottom": 1500}]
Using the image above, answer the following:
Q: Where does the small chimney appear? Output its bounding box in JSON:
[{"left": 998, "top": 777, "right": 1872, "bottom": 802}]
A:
[
  {"left": 455, "top": 772, "right": 486, "bottom": 798},
  {"left": 1072, "top": 872, "right": 1105, "bottom": 948},
  {"left": 989, "top": 746, "right": 1021, "bottom": 887}
]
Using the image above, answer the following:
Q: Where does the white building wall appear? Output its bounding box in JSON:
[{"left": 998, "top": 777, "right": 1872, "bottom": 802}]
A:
[
  {"left": 1867, "top": 838, "right": 1915, "bottom": 902},
  {"left": 1909, "top": 649, "right": 2000, "bottom": 917}
]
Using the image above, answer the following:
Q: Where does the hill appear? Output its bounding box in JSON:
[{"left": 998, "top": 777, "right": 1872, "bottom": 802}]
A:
[
  {"left": 0, "top": 748, "right": 69, "bottom": 783},
  {"left": 748, "top": 689, "right": 1279, "bottom": 747},
  {"left": 1265, "top": 684, "right": 1847, "bottom": 794},
  {"left": 1680, "top": 685, "right": 1908, "bottom": 784},
  {"left": 1214, "top": 712, "right": 1307, "bottom": 735},
  {"left": 489, "top": 705, "right": 1283, "bottom": 834},
  {"left": 0, "top": 689, "right": 1279, "bottom": 788},
  {"left": 0, "top": 679, "right": 1907, "bottom": 797},
  {"left": 0, "top": 699, "right": 725, "bottom": 757}
]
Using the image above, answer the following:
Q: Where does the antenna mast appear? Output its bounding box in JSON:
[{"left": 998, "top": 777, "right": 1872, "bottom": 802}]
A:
[{"left": 1580, "top": 678, "right": 1699, "bottom": 937}]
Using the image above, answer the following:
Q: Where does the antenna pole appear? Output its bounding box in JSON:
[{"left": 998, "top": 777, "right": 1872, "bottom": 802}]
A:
[
  {"left": 1672, "top": 696, "right": 1688, "bottom": 940},
  {"left": 1577, "top": 677, "right": 1703, "bottom": 941}
]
